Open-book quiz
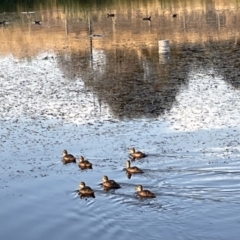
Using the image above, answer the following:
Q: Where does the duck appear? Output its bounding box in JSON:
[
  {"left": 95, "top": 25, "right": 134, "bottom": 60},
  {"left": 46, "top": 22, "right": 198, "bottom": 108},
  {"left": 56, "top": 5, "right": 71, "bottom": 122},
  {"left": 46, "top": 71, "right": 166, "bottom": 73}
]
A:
[
  {"left": 91, "top": 34, "right": 102, "bottom": 37},
  {"left": 0, "top": 20, "right": 5, "bottom": 25},
  {"left": 102, "top": 175, "right": 121, "bottom": 189},
  {"left": 79, "top": 182, "right": 95, "bottom": 198},
  {"left": 135, "top": 185, "right": 156, "bottom": 198},
  {"left": 107, "top": 13, "right": 115, "bottom": 17},
  {"left": 172, "top": 14, "right": 177, "bottom": 18},
  {"left": 129, "top": 147, "right": 146, "bottom": 159},
  {"left": 62, "top": 150, "right": 76, "bottom": 164},
  {"left": 78, "top": 156, "right": 92, "bottom": 169},
  {"left": 34, "top": 20, "right": 41, "bottom": 25},
  {"left": 125, "top": 160, "right": 144, "bottom": 173},
  {"left": 143, "top": 16, "right": 151, "bottom": 21}
]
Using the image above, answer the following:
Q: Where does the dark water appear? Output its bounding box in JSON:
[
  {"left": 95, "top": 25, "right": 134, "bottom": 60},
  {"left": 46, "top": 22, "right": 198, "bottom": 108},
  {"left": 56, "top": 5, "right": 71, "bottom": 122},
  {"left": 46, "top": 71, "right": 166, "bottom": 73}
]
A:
[{"left": 1, "top": 0, "right": 240, "bottom": 239}]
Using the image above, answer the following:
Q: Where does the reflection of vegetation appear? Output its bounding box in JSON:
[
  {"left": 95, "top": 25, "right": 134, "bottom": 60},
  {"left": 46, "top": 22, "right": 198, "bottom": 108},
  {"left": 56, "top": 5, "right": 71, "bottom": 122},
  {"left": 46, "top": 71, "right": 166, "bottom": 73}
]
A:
[
  {"left": 1, "top": 0, "right": 239, "bottom": 13},
  {"left": 0, "top": 0, "right": 156, "bottom": 12},
  {"left": 206, "top": 40, "right": 240, "bottom": 89},
  {"left": 57, "top": 46, "right": 188, "bottom": 119},
  {"left": 57, "top": 0, "right": 157, "bottom": 9},
  {"left": 0, "top": 0, "right": 167, "bottom": 12},
  {"left": 0, "top": 0, "right": 240, "bottom": 118},
  {"left": 57, "top": 37, "right": 240, "bottom": 119},
  {"left": 0, "top": 0, "right": 55, "bottom": 12}
]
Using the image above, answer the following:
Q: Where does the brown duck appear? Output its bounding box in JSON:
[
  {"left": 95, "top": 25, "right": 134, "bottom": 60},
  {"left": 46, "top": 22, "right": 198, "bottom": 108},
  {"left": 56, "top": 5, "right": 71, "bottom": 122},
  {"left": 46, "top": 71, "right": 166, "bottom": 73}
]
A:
[
  {"left": 129, "top": 148, "right": 146, "bottom": 159},
  {"left": 78, "top": 156, "right": 92, "bottom": 169},
  {"left": 102, "top": 175, "right": 121, "bottom": 189},
  {"left": 79, "top": 182, "right": 95, "bottom": 198},
  {"left": 62, "top": 150, "right": 76, "bottom": 164},
  {"left": 125, "top": 160, "right": 144, "bottom": 173},
  {"left": 135, "top": 185, "right": 156, "bottom": 198}
]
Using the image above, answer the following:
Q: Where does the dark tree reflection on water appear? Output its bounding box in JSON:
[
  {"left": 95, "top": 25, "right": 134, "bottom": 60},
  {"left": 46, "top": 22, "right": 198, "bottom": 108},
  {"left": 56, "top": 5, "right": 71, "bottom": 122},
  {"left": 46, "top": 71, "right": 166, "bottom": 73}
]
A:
[
  {"left": 0, "top": 0, "right": 157, "bottom": 12},
  {"left": 1, "top": 0, "right": 240, "bottom": 119},
  {"left": 57, "top": 37, "right": 240, "bottom": 119},
  {"left": 57, "top": 46, "right": 188, "bottom": 119}
]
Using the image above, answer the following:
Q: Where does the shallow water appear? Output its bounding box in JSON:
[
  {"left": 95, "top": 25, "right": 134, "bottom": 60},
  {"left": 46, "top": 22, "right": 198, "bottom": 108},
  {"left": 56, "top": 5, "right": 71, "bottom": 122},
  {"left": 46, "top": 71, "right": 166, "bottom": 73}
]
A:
[{"left": 1, "top": 0, "right": 240, "bottom": 239}]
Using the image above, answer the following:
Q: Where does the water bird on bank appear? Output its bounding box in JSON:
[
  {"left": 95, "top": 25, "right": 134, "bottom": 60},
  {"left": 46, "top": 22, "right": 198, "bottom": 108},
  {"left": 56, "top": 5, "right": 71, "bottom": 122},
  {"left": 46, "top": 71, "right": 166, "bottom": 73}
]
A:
[
  {"left": 135, "top": 185, "right": 156, "bottom": 198},
  {"left": 129, "top": 147, "right": 146, "bottom": 159},
  {"left": 143, "top": 16, "right": 151, "bottom": 21},
  {"left": 172, "top": 14, "right": 177, "bottom": 18},
  {"left": 125, "top": 160, "right": 144, "bottom": 173},
  {"left": 62, "top": 150, "right": 76, "bottom": 164},
  {"left": 102, "top": 175, "right": 121, "bottom": 189},
  {"left": 78, "top": 156, "right": 92, "bottom": 169},
  {"left": 107, "top": 13, "right": 115, "bottom": 17},
  {"left": 79, "top": 182, "right": 95, "bottom": 198}
]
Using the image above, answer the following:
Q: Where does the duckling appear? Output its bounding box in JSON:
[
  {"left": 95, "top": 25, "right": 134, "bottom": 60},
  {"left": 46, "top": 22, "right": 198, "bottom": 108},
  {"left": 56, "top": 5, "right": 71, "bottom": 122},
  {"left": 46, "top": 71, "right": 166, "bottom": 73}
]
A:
[
  {"left": 79, "top": 182, "right": 95, "bottom": 198},
  {"left": 143, "top": 16, "right": 151, "bottom": 21},
  {"left": 107, "top": 13, "right": 115, "bottom": 17},
  {"left": 129, "top": 147, "right": 146, "bottom": 159},
  {"left": 102, "top": 175, "right": 121, "bottom": 189},
  {"left": 62, "top": 150, "right": 76, "bottom": 164},
  {"left": 135, "top": 185, "right": 156, "bottom": 198},
  {"left": 126, "top": 160, "right": 144, "bottom": 173},
  {"left": 78, "top": 156, "right": 92, "bottom": 169}
]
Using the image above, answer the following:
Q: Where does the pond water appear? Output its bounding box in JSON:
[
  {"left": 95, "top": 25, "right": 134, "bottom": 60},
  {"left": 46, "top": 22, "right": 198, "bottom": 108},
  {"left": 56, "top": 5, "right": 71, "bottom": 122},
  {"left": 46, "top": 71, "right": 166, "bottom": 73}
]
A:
[{"left": 1, "top": 0, "right": 240, "bottom": 239}]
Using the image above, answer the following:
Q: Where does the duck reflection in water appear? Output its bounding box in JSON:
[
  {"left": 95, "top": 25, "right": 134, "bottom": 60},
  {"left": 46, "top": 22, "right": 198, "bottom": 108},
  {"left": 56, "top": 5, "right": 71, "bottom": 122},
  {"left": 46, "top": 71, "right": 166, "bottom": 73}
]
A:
[
  {"left": 79, "top": 182, "right": 95, "bottom": 198},
  {"left": 78, "top": 156, "right": 93, "bottom": 170},
  {"left": 135, "top": 185, "right": 156, "bottom": 198},
  {"left": 129, "top": 147, "right": 146, "bottom": 159},
  {"left": 126, "top": 171, "right": 132, "bottom": 179},
  {"left": 62, "top": 150, "right": 76, "bottom": 164},
  {"left": 101, "top": 175, "right": 121, "bottom": 190}
]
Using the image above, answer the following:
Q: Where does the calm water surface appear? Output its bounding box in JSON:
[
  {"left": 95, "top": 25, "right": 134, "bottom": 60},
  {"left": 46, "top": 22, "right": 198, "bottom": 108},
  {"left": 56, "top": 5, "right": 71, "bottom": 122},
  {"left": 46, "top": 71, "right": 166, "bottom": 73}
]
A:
[{"left": 1, "top": 0, "right": 240, "bottom": 239}]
